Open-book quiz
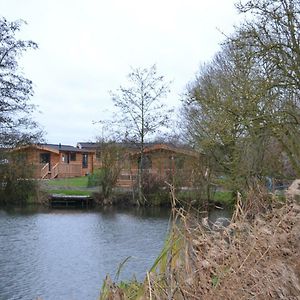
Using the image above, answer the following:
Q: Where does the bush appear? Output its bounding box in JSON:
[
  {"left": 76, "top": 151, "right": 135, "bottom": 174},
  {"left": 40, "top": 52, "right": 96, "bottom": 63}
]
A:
[
  {"left": 87, "top": 169, "right": 102, "bottom": 187},
  {"left": 140, "top": 172, "right": 170, "bottom": 206},
  {"left": 0, "top": 152, "right": 39, "bottom": 205}
]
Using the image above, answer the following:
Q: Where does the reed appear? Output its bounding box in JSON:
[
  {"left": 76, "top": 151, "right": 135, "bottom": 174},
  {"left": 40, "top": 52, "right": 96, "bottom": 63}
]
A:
[{"left": 99, "top": 185, "right": 300, "bottom": 299}]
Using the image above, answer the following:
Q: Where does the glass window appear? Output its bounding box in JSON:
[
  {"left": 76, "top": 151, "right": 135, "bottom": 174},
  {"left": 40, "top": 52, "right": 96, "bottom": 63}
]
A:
[
  {"left": 70, "top": 152, "right": 76, "bottom": 161},
  {"left": 82, "top": 153, "right": 88, "bottom": 168},
  {"left": 40, "top": 153, "right": 50, "bottom": 164}
]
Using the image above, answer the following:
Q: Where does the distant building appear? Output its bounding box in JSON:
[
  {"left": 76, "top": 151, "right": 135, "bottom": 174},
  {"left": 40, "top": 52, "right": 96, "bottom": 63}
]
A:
[{"left": 13, "top": 142, "right": 201, "bottom": 187}]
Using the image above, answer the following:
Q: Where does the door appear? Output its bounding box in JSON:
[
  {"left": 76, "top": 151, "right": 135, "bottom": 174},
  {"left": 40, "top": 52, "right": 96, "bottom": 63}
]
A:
[{"left": 40, "top": 153, "right": 51, "bottom": 171}]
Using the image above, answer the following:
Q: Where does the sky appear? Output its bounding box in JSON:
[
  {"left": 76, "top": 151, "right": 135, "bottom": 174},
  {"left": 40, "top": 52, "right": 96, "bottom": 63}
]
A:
[{"left": 1, "top": 0, "right": 242, "bottom": 146}]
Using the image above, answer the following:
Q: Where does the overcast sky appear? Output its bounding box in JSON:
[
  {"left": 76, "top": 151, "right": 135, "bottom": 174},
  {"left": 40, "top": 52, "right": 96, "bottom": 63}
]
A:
[{"left": 1, "top": 0, "right": 242, "bottom": 145}]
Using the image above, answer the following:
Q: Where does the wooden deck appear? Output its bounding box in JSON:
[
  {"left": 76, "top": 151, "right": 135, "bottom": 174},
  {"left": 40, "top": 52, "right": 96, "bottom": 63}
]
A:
[{"left": 49, "top": 194, "right": 93, "bottom": 208}]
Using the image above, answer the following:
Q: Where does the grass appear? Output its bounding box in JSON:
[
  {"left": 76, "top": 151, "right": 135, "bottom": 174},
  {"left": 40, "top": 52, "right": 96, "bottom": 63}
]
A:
[
  {"left": 176, "top": 189, "right": 234, "bottom": 207},
  {"left": 213, "top": 191, "right": 234, "bottom": 205},
  {"left": 46, "top": 176, "right": 89, "bottom": 188},
  {"left": 47, "top": 189, "right": 92, "bottom": 196}
]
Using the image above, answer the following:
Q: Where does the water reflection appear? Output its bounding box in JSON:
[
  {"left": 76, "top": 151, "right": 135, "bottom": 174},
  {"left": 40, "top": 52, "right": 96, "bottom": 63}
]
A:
[{"left": 0, "top": 206, "right": 170, "bottom": 300}]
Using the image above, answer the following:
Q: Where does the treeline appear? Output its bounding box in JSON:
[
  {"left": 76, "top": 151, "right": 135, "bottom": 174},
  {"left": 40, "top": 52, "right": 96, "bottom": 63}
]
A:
[{"left": 181, "top": 0, "right": 300, "bottom": 194}]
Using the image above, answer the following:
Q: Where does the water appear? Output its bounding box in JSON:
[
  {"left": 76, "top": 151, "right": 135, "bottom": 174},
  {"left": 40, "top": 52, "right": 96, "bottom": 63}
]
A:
[{"left": 0, "top": 206, "right": 170, "bottom": 300}]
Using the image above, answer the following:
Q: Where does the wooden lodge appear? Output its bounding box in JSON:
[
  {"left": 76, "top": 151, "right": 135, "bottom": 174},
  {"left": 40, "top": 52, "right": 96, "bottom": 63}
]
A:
[
  {"left": 13, "top": 144, "right": 95, "bottom": 179},
  {"left": 78, "top": 142, "right": 200, "bottom": 188},
  {"left": 13, "top": 142, "right": 200, "bottom": 187}
]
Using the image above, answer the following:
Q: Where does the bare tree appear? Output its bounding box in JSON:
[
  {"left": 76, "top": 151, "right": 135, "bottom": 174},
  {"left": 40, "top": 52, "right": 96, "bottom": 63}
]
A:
[
  {"left": 110, "top": 65, "right": 172, "bottom": 205},
  {"left": 0, "top": 17, "right": 41, "bottom": 147},
  {"left": 0, "top": 17, "right": 41, "bottom": 204}
]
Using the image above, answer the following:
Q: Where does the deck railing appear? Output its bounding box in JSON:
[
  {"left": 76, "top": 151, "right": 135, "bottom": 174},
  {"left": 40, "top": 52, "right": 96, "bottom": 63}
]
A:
[
  {"left": 116, "top": 168, "right": 193, "bottom": 187},
  {"left": 58, "top": 164, "right": 82, "bottom": 177},
  {"left": 51, "top": 163, "right": 59, "bottom": 178},
  {"left": 40, "top": 163, "right": 49, "bottom": 179}
]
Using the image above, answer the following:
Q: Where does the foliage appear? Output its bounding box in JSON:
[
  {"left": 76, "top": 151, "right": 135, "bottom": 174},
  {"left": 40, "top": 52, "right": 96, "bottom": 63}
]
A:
[
  {"left": 92, "top": 141, "right": 125, "bottom": 199},
  {"left": 110, "top": 65, "right": 172, "bottom": 205},
  {"left": 233, "top": 0, "right": 300, "bottom": 175},
  {"left": 0, "top": 151, "right": 38, "bottom": 204},
  {"left": 0, "top": 17, "right": 41, "bottom": 147},
  {"left": 0, "top": 17, "right": 41, "bottom": 203},
  {"left": 182, "top": 0, "right": 300, "bottom": 193},
  {"left": 99, "top": 192, "right": 300, "bottom": 299},
  {"left": 139, "top": 171, "right": 170, "bottom": 206}
]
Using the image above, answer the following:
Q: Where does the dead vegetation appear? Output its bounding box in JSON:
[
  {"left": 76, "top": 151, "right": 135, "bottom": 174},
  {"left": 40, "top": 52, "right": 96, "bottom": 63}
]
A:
[{"left": 100, "top": 185, "right": 300, "bottom": 300}]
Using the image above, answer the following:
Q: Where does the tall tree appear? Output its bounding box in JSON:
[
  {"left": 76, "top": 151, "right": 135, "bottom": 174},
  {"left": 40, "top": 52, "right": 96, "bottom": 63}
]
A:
[
  {"left": 182, "top": 0, "right": 300, "bottom": 195},
  {"left": 0, "top": 17, "right": 41, "bottom": 204},
  {"left": 0, "top": 17, "right": 40, "bottom": 147},
  {"left": 110, "top": 65, "right": 172, "bottom": 204},
  {"left": 233, "top": 0, "right": 300, "bottom": 174},
  {"left": 182, "top": 40, "right": 285, "bottom": 192}
]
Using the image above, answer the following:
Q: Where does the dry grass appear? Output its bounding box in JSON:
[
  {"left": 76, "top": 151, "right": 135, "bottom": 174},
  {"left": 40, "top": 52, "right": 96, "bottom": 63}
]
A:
[{"left": 100, "top": 185, "right": 300, "bottom": 300}]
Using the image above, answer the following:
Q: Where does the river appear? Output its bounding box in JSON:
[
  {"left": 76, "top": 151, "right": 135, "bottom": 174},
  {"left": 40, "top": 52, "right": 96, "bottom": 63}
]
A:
[
  {"left": 0, "top": 204, "right": 231, "bottom": 300},
  {"left": 0, "top": 206, "right": 170, "bottom": 300}
]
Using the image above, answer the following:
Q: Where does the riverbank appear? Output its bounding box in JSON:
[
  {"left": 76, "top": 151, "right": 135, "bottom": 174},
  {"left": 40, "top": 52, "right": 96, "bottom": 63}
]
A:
[
  {"left": 38, "top": 177, "right": 234, "bottom": 208},
  {"left": 100, "top": 195, "right": 300, "bottom": 299}
]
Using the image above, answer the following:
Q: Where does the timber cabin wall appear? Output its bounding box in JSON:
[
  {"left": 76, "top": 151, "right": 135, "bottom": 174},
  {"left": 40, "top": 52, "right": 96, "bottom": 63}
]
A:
[
  {"left": 15, "top": 146, "right": 95, "bottom": 179},
  {"left": 23, "top": 148, "right": 59, "bottom": 179},
  {"left": 115, "top": 149, "right": 198, "bottom": 188},
  {"left": 15, "top": 143, "right": 198, "bottom": 184},
  {"left": 58, "top": 152, "right": 81, "bottom": 178},
  {"left": 57, "top": 151, "right": 94, "bottom": 178}
]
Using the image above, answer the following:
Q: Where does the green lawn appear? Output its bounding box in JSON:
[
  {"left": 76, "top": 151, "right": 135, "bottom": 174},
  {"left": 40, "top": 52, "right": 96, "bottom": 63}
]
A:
[
  {"left": 46, "top": 176, "right": 89, "bottom": 188},
  {"left": 213, "top": 191, "right": 234, "bottom": 205}
]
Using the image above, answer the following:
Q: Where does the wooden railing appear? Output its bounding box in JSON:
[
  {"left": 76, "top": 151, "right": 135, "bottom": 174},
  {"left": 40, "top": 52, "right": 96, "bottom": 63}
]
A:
[
  {"left": 51, "top": 163, "right": 59, "bottom": 179},
  {"left": 58, "top": 164, "right": 82, "bottom": 177},
  {"left": 116, "top": 168, "right": 193, "bottom": 187},
  {"left": 41, "top": 163, "right": 49, "bottom": 179}
]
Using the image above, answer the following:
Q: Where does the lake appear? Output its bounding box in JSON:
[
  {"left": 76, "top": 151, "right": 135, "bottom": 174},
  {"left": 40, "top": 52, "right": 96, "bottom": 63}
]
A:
[{"left": 0, "top": 206, "right": 170, "bottom": 300}]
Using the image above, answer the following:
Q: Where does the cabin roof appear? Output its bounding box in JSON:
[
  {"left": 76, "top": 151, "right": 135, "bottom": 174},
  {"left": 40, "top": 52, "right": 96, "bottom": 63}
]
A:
[
  {"left": 13, "top": 144, "right": 95, "bottom": 154},
  {"left": 40, "top": 144, "right": 95, "bottom": 153},
  {"left": 77, "top": 142, "right": 198, "bottom": 157}
]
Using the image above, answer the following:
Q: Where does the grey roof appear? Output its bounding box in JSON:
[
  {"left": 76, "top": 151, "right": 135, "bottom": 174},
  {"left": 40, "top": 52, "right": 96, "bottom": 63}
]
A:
[
  {"left": 77, "top": 142, "right": 159, "bottom": 150},
  {"left": 40, "top": 144, "right": 94, "bottom": 153},
  {"left": 77, "top": 141, "right": 195, "bottom": 151}
]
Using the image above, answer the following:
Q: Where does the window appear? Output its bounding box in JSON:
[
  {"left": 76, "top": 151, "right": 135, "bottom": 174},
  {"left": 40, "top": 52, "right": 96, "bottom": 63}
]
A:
[
  {"left": 40, "top": 153, "right": 50, "bottom": 164},
  {"left": 82, "top": 153, "right": 88, "bottom": 168},
  {"left": 70, "top": 152, "right": 76, "bottom": 161},
  {"left": 61, "top": 154, "right": 69, "bottom": 163},
  {"left": 40, "top": 153, "right": 51, "bottom": 171}
]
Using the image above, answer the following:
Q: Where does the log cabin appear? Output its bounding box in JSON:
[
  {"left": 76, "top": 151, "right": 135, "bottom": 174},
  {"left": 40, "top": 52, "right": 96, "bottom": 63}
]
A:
[
  {"left": 78, "top": 142, "right": 200, "bottom": 188},
  {"left": 13, "top": 142, "right": 201, "bottom": 187},
  {"left": 12, "top": 144, "right": 95, "bottom": 179}
]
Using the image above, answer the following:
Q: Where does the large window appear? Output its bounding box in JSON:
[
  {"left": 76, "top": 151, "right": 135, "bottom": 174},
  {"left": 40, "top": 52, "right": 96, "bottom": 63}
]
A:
[
  {"left": 70, "top": 152, "right": 76, "bottom": 161},
  {"left": 82, "top": 153, "right": 88, "bottom": 168}
]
